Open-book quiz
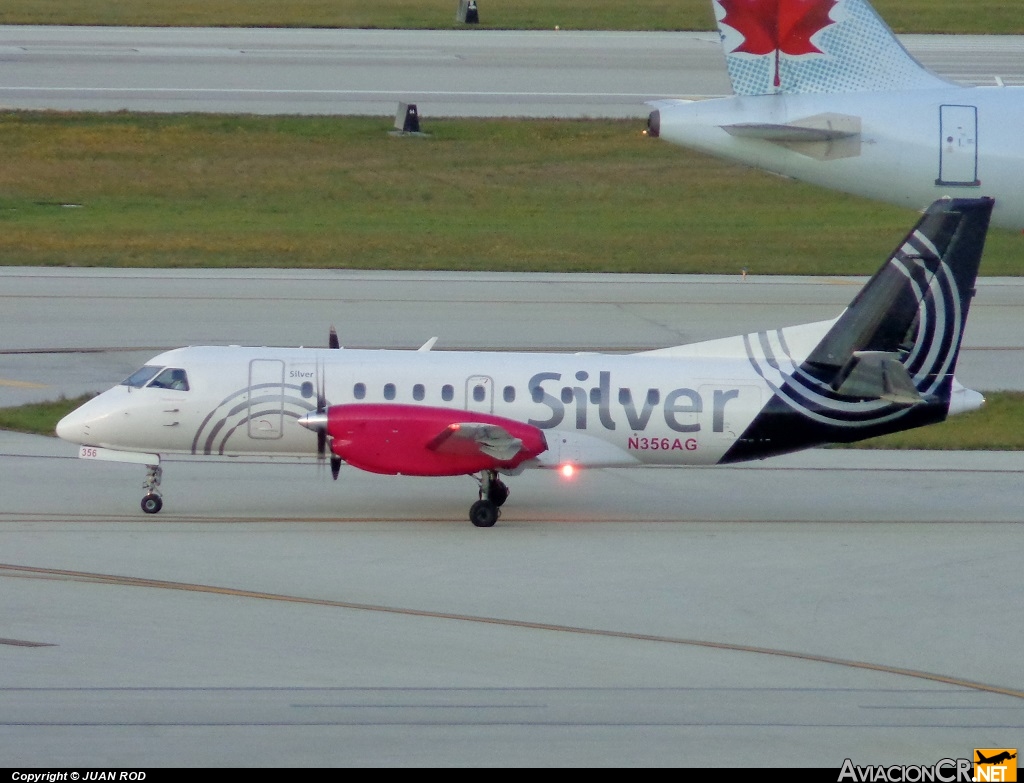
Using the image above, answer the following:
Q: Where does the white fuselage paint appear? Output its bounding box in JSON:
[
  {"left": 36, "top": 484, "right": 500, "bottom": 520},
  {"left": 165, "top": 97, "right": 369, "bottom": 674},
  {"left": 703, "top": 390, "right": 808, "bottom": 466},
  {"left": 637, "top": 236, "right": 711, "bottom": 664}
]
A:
[
  {"left": 58, "top": 325, "right": 826, "bottom": 470},
  {"left": 656, "top": 86, "right": 1024, "bottom": 231}
]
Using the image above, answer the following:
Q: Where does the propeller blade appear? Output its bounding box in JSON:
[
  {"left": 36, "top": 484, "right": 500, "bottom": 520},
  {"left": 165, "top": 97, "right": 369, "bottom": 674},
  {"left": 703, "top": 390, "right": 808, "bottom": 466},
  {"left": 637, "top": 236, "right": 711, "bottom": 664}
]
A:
[
  {"left": 316, "top": 359, "right": 326, "bottom": 412},
  {"left": 317, "top": 359, "right": 327, "bottom": 456},
  {"left": 299, "top": 358, "right": 331, "bottom": 464},
  {"left": 300, "top": 354, "right": 338, "bottom": 479}
]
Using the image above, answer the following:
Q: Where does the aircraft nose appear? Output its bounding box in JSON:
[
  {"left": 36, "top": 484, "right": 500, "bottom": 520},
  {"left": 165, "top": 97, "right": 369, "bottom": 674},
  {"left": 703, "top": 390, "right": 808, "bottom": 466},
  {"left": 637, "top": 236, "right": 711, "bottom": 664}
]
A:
[{"left": 55, "top": 405, "right": 90, "bottom": 443}]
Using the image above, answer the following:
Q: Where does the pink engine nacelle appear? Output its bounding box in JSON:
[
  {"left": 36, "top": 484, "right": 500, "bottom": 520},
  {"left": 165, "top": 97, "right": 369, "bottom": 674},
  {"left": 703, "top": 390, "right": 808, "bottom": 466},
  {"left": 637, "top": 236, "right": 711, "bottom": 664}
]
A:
[{"left": 325, "top": 404, "right": 548, "bottom": 476}]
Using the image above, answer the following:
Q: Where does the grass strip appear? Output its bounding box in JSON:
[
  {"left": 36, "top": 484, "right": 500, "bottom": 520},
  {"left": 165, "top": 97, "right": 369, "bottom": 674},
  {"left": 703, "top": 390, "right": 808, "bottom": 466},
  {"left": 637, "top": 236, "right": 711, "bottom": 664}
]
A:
[
  {"left": 2, "top": 112, "right": 1021, "bottom": 275},
  {"left": 0, "top": 1, "right": 1021, "bottom": 34},
  {"left": 831, "top": 392, "right": 1024, "bottom": 451},
  {"left": 0, "top": 394, "right": 94, "bottom": 436}
]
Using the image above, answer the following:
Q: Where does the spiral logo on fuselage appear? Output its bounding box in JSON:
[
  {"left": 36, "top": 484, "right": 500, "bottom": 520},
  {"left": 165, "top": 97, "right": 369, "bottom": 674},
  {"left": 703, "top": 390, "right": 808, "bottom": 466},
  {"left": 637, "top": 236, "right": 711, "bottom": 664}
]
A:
[
  {"left": 743, "top": 228, "right": 961, "bottom": 429},
  {"left": 190, "top": 382, "right": 320, "bottom": 455}
]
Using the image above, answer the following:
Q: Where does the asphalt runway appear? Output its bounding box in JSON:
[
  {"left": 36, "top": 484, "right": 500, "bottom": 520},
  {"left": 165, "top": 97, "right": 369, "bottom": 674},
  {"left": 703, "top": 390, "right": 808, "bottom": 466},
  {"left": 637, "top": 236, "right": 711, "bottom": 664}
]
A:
[
  {"left": 1, "top": 269, "right": 1023, "bottom": 766},
  {"left": 1, "top": 28, "right": 1023, "bottom": 117}
]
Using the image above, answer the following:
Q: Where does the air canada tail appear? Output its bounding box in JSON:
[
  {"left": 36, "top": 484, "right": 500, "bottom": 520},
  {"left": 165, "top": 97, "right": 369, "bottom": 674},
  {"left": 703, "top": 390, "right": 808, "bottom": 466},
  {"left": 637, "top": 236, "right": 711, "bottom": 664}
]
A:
[
  {"left": 712, "top": 0, "right": 951, "bottom": 96},
  {"left": 722, "top": 197, "right": 993, "bottom": 462}
]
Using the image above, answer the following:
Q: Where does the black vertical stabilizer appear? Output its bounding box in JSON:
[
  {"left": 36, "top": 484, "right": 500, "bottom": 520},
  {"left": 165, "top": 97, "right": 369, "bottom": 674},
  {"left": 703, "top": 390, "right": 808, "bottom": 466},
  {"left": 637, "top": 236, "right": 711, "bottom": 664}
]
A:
[
  {"left": 722, "top": 197, "right": 993, "bottom": 463},
  {"left": 804, "top": 198, "right": 992, "bottom": 382}
]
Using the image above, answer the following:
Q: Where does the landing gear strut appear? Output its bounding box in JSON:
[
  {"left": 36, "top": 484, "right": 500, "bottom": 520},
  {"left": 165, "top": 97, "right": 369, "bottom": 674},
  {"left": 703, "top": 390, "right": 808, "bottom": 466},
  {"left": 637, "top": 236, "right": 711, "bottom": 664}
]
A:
[
  {"left": 469, "top": 470, "right": 509, "bottom": 527},
  {"left": 141, "top": 464, "right": 163, "bottom": 514}
]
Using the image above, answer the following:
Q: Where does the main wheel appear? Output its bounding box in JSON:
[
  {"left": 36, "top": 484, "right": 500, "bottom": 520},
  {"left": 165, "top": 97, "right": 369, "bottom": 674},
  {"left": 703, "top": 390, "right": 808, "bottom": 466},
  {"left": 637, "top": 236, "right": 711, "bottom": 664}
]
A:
[
  {"left": 469, "top": 499, "right": 498, "bottom": 528},
  {"left": 487, "top": 480, "right": 510, "bottom": 508},
  {"left": 141, "top": 494, "right": 163, "bottom": 514}
]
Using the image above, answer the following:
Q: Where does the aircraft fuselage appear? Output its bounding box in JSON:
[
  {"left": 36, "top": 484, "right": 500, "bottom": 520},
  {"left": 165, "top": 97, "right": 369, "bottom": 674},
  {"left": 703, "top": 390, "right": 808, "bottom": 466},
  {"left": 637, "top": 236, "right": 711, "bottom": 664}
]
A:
[
  {"left": 59, "top": 343, "right": 781, "bottom": 469},
  {"left": 656, "top": 86, "right": 1024, "bottom": 230}
]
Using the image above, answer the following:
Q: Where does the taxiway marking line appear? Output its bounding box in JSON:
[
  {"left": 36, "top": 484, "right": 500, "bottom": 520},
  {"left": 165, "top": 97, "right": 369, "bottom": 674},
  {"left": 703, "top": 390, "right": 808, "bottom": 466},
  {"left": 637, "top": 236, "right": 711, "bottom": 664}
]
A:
[
  {"left": 0, "top": 378, "right": 47, "bottom": 388},
  {"left": 2, "top": 562, "right": 1022, "bottom": 701}
]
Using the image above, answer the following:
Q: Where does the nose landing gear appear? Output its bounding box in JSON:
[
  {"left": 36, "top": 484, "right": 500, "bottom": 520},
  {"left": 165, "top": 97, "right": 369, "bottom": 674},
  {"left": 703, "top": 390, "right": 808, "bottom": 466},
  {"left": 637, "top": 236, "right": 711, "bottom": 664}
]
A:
[
  {"left": 141, "top": 464, "right": 163, "bottom": 514},
  {"left": 469, "top": 470, "right": 509, "bottom": 527}
]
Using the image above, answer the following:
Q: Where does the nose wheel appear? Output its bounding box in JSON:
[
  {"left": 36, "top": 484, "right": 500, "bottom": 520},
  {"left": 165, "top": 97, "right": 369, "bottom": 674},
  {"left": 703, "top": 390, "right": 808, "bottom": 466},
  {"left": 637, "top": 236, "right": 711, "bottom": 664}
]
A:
[
  {"left": 141, "top": 464, "right": 163, "bottom": 514},
  {"left": 470, "top": 470, "right": 509, "bottom": 527}
]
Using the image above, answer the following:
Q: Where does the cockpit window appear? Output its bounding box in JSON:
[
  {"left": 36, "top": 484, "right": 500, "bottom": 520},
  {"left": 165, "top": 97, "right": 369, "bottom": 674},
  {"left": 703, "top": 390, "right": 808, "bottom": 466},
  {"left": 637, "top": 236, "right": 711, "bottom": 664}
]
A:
[
  {"left": 121, "top": 365, "right": 163, "bottom": 389},
  {"left": 148, "top": 368, "right": 190, "bottom": 391}
]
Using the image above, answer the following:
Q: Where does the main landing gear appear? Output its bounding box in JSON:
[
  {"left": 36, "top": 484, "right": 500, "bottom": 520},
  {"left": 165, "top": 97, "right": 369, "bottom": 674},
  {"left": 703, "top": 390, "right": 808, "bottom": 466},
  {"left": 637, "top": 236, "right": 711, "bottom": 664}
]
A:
[
  {"left": 469, "top": 470, "right": 509, "bottom": 528},
  {"left": 141, "top": 464, "right": 163, "bottom": 514}
]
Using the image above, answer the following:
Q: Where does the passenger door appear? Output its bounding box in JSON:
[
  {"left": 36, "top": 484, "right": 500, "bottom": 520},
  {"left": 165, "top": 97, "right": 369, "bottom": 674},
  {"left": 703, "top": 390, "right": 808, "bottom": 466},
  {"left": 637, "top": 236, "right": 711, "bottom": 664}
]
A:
[{"left": 247, "top": 359, "right": 285, "bottom": 439}]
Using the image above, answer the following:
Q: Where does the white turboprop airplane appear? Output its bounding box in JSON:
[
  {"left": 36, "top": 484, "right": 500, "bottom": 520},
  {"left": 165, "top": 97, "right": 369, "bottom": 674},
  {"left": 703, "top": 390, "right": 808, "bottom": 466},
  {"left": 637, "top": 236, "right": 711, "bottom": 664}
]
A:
[
  {"left": 648, "top": 0, "right": 1024, "bottom": 231},
  {"left": 57, "top": 198, "right": 992, "bottom": 526}
]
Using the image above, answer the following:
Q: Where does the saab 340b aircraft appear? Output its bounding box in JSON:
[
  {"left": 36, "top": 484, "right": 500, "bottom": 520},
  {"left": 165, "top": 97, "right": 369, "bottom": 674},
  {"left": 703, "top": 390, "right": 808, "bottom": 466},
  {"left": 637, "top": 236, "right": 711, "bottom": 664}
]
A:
[
  {"left": 648, "top": 0, "right": 1024, "bottom": 231},
  {"left": 57, "top": 198, "right": 992, "bottom": 526}
]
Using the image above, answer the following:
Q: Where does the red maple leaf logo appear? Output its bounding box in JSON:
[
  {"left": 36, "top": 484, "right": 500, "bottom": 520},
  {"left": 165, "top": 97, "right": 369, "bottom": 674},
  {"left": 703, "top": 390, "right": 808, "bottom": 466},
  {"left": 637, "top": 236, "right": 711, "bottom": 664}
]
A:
[{"left": 719, "top": 0, "right": 838, "bottom": 88}]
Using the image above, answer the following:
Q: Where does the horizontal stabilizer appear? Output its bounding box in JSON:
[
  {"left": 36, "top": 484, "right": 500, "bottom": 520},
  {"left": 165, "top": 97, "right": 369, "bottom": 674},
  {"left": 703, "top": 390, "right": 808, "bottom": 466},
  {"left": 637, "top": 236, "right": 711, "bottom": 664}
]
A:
[
  {"left": 428, "top": 422, "right": 525, "bottom": 461},
  {"left": 723, "top": 114, "right": 861, "bottom": 160},
  {"left": 834, "top": 351, "right": 922, "bottom": 405},
  {"left": 723, "top": 113, "right": 860, "bottom": 141}
]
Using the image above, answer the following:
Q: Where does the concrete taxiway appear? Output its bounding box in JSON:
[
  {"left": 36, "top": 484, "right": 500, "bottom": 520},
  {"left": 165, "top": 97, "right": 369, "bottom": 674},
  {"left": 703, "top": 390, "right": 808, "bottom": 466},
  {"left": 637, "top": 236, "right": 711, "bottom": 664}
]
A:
[
  {"left": 2, "top": 430, "right": 1023, "bottom": 767},
  {"left": 1, "top": 269, "right": 1022, "bottom": 767},
  {"left": 2, "top": 268, "right": 1023, "bottom": 410},
  {"left": 1, "top": 28, "right": 1023, "bottom": 117}
]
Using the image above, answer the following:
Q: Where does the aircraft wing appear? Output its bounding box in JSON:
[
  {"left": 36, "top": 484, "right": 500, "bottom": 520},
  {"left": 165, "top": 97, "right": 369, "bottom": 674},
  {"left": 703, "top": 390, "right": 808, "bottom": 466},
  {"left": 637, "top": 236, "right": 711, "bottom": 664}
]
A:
[{"left": 427, "top": 421, "right": 527, "bottom": 461}]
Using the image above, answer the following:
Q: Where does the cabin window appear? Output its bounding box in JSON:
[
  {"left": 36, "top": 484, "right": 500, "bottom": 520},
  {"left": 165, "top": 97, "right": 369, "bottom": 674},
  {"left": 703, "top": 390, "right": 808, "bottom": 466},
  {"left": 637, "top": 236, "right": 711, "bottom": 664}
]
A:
[
  {"left": 503, "top": 385, "right": 516, "bottom": 403},
  {"left": 413, "top": 383, "right": 425, "bottom": 401},
  {"left": 441, "top": 384, "right": 454, "bottom": 402},
  {"left": 353, "top": 382, "right": 366, "bottom": 400},
  {"left": 300, "top": 381, "right": 314, "bottom": 399},
  {"left": 473, "top": 384, "right": 486, "bottom": 403},
  {"left": 384, "top": 383, "right": 396, "bottom": 401},
  {"left": 148, "top": 368, "right": 190, "bottom": 391},
  {"left": 121, "top": 365, "right": 162, "bottom": 389}
]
